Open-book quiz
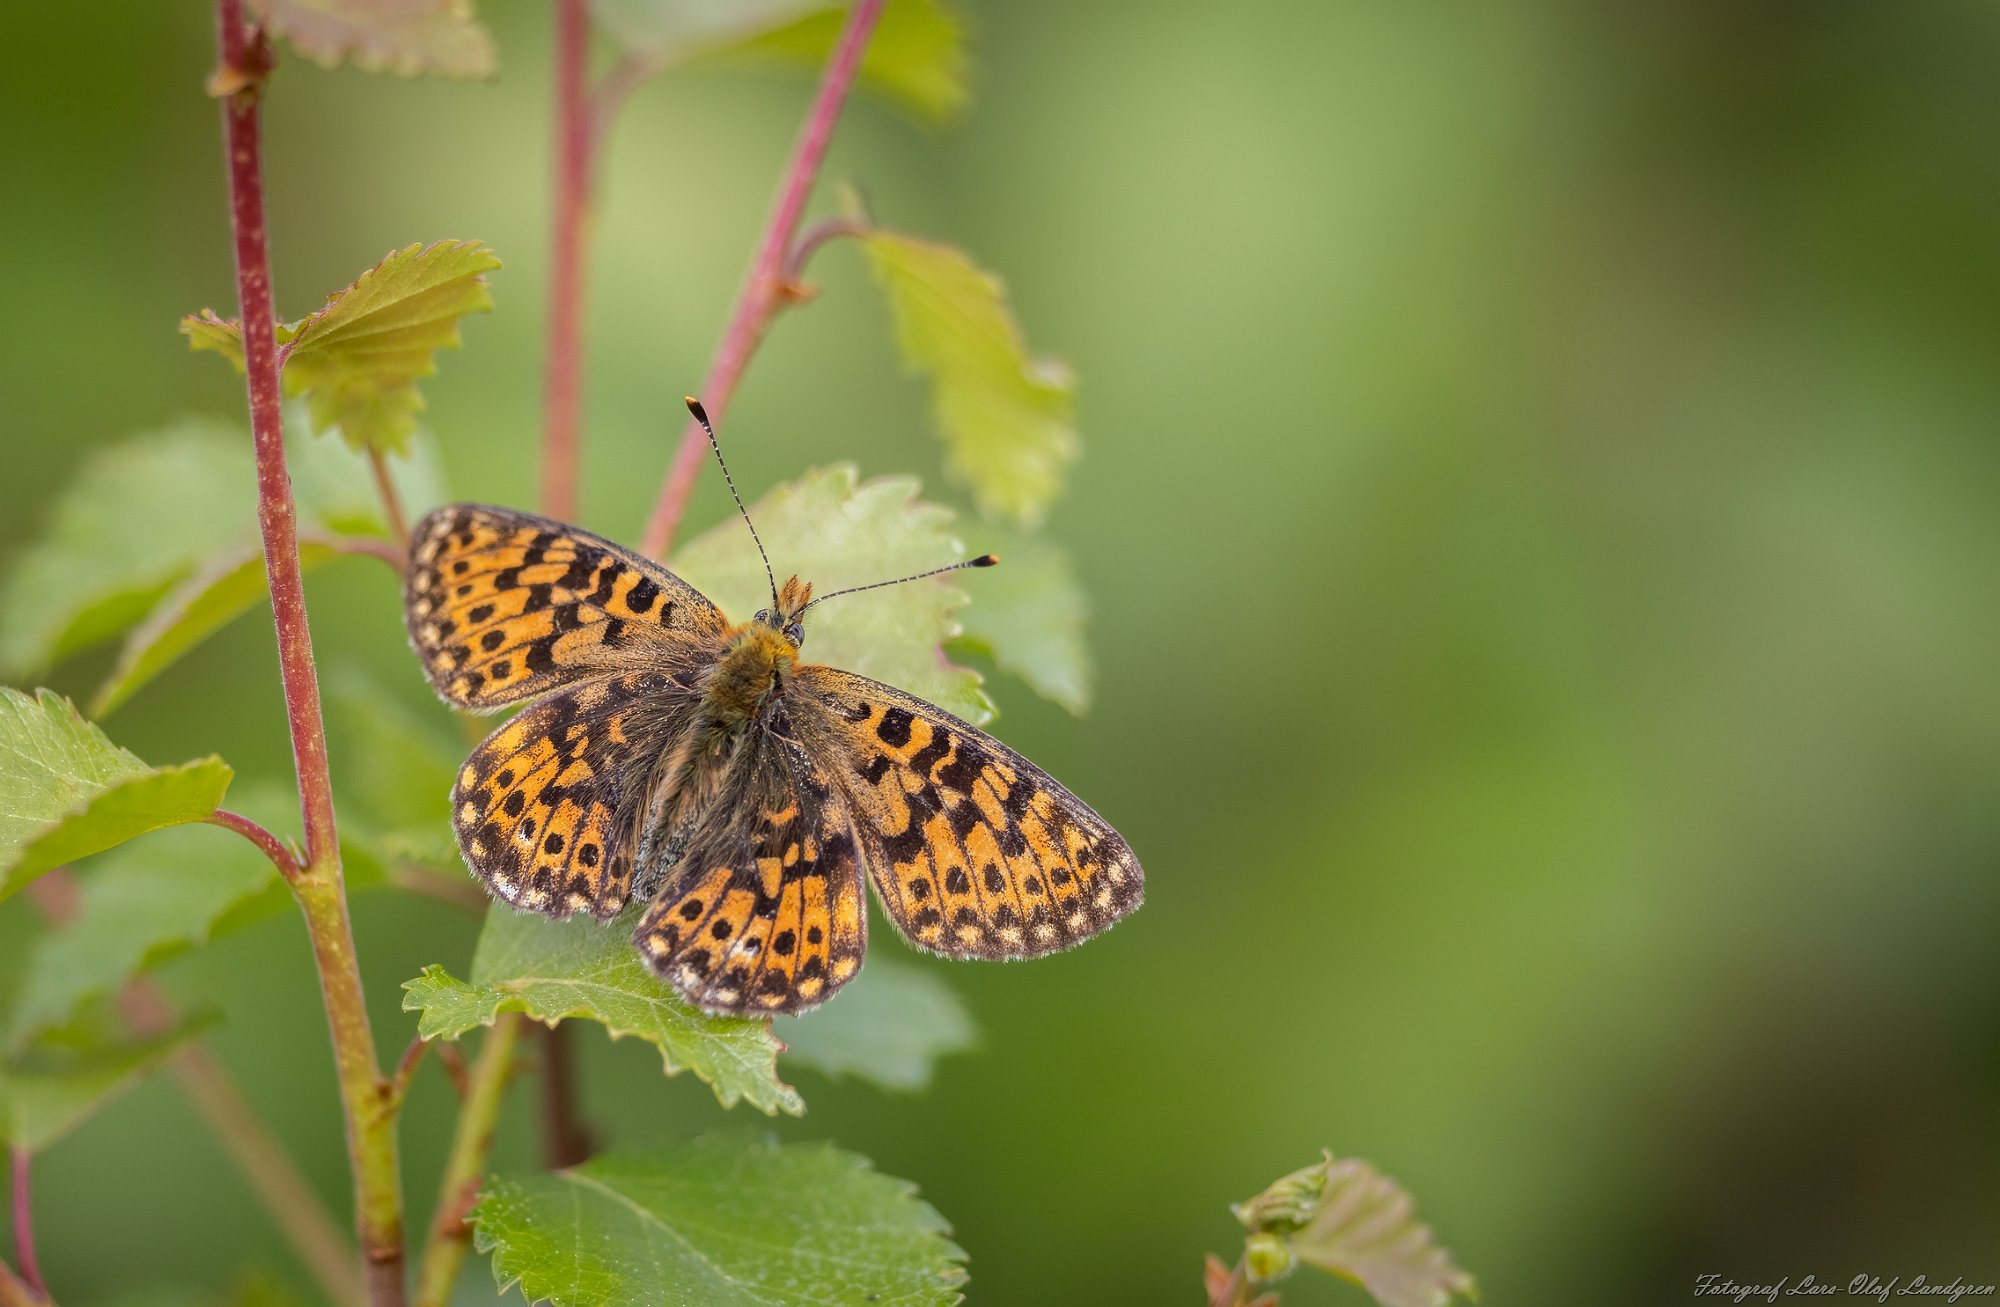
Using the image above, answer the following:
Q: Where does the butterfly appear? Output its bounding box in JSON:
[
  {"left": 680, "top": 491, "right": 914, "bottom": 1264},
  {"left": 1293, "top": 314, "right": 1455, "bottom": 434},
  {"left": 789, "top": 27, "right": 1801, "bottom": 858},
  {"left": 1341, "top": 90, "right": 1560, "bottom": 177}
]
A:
[{"left": 401, "top": 401, "right": 1142, "bottom": 1015}]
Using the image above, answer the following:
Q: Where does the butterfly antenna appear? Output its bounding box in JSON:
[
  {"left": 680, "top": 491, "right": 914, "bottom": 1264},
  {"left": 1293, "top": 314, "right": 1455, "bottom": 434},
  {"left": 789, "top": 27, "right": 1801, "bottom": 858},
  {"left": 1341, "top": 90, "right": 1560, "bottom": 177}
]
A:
[
  {"left": 801, "top": 553, "right": 1000, "bottom": 613},
  {"left": 685, "top": 396, "right": 777, "bottom": 609}
]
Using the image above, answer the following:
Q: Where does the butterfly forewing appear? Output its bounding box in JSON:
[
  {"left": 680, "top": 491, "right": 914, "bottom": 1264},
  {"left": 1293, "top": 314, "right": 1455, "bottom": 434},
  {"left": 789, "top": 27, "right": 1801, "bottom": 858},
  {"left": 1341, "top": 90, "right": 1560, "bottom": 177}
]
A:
[
  {"left": 792, "top": 667, "right": 1144, "bottom": 960},
  {"left": 406, "top": 503, "right": 727, "bottom": 710},
  {"left": 633, "top": 719, "right": 869, "bottom": 1014}
]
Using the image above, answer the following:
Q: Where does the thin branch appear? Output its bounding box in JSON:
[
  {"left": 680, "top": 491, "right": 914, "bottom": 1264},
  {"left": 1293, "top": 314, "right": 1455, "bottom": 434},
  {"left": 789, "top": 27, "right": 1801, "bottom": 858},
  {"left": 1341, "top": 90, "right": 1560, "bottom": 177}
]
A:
[
  {"left": 782, "top": 215, "right": 869, "bottom": 286},
  {"left": 121, "top": 985, "right": 365, "bottom": 1307},
  {"left": 305, "top": 530, "right": 406, "bottom": 572},
  {"left": 384, "top": 861, "right": 490, "bottom": 915},
  {"left": 366, "top": 446, "right": 410, "bottom": 548},
  {"left": 536, "top": 1023, "right": 594, "bottom": 1169},
  {"left": 211, "top": 4, "right": 405, "bottom": 1302},
  {"left": 205, "top": 807, "right": 302, "bottom": 880},
  {"left": 637, "top": 0, "right": 889, "bottom": 558},
  {"left": 412, "top": 1015, "right": 525, "bottom": 1307},
  {"left": 435, "top": 1044, "right": 471, "bottom": 1102},
  {"left": 28, "top": 869, "right": 361, "bottom": 1307},
  {"left": 587, "top": 50, "right": 664, "bottom": 158},
  {"left": 541, "top": 0, "right": 594, "bottom": 523},
  {"left": 8, "top": 1153, "right": 43, "bottom": 1300},
  {"left": 390, "top": 1037, "right": 431, "bottom": 1109}
]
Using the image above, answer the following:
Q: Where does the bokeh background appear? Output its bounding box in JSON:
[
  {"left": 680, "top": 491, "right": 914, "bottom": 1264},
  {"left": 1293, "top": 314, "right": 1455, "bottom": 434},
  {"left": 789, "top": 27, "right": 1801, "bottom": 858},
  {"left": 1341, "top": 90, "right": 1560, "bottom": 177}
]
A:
[{"left": 4, "top": 2, "right": 1999, "bottom": 1303}]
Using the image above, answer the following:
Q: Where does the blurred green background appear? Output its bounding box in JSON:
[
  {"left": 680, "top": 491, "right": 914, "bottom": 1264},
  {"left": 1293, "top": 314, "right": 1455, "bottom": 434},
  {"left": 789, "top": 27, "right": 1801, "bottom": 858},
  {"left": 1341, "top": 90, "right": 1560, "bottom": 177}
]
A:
[{"left": 4, "top": 1, "right": 1999, "bottom": 1303}]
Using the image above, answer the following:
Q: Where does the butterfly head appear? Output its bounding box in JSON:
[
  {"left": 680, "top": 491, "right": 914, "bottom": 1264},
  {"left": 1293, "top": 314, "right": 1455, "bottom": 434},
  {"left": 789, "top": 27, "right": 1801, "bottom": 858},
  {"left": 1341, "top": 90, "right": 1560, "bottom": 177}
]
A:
[{"left": 754, "top": 576, "right": 814, "bottom": 649}]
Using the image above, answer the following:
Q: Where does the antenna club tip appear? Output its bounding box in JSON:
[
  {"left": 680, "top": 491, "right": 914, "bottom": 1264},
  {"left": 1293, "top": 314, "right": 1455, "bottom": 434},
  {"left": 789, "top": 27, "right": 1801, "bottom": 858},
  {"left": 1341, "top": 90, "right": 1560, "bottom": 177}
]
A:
[
  {"left": 971, "top": 553, "right": 1000, "bottom": 567},
  {"left": 684, "top": 396, "right": 710, "bottom": 423}
]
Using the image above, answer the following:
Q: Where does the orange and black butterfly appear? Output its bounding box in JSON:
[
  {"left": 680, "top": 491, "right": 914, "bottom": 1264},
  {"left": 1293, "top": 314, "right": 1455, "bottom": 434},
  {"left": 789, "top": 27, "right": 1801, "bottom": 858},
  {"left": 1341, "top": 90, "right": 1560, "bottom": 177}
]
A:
[{"left": 402, "top": 401, "right": 1142, "bottom": 1015}]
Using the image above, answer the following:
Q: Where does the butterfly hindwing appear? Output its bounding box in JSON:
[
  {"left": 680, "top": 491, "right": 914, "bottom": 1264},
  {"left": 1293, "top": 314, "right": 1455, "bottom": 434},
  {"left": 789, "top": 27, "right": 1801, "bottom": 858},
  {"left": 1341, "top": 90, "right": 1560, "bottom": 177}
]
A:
[
  {"left": 454, "top": 671, "right": 686, "bottom": 919},
  {"left": 633, "top": 719, "right": 868, "bottom": 1015},
  {"left": 792, "top": 667, "right": 1144, "bottom": 960},
  {"left": 406, "top": 503, "right": 727, "bottom": 710}
]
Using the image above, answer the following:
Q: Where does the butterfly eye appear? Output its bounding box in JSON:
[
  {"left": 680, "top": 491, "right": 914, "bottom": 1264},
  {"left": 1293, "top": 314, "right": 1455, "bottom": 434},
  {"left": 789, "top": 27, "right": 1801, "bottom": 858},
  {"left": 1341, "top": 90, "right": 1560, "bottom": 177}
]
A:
[
  {"left": 783, "top": 622, "right": 805, "bottom": 648},
  {"left": 753, "top": 609, "right": 771, "bottom": 625}
]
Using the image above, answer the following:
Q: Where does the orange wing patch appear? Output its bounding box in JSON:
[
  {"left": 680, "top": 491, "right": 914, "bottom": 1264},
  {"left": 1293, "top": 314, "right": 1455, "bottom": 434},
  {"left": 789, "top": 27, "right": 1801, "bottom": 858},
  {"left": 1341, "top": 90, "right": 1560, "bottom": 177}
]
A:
[
  {"left": 632, "top": 727, "right": 867, "bottom": 1015},
  {"left": 793, "top": 668, "right": 1143, "bottom": 961},
  {"left": 406, "top": 504, "right": 726, "bottom": 710},
  {"left": 453, "top": 673, "right": 674, "bottom": 918}
]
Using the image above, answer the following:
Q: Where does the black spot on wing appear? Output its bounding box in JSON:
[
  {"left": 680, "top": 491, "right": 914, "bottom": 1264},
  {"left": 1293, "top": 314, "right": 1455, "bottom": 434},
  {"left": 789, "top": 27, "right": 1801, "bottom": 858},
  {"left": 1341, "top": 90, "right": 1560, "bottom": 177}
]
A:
[{"left": 876, "top": 707, "right": 913, "bottom": 748}]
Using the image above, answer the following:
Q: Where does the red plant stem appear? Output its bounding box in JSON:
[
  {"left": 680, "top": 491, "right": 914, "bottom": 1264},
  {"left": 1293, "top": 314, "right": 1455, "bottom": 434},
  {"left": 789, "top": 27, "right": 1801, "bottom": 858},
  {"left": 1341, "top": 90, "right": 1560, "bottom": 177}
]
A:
[
  {"left": 540, "top": 0, "right": 593, "bottom": 522},
  {"left": 214, "top": 18, "right": 338, "bottom": 875},
  {"left": 211, "top": 4, "right": 405, "bottom": 1303},
  {"left": 636, "top": 0, "right": 888, "bottom": 559},
  {"left": 7, "top": 1152, "right": 42, "bottom": 1299},
  {"left": 206, "top": 807, "right": 302, "bottom": 879}
]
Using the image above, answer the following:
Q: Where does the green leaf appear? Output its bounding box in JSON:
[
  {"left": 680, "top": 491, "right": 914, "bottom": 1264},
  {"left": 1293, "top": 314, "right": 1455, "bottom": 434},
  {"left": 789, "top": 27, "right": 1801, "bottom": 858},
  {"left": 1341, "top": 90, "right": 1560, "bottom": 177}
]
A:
[
  {"left": 0, "top": 1008, "right": 218, "bottom": 1153},
  {"left": 91, "top": 542, "right": 340, "bottom": 717},
  {"left": 88, "top": 419, "right": 446, "bottom": 717},
  {"left": 0, "top": 420, "right": 255, "bottom": 678},
  {"left": 1231, "top": 1152, "right": 1478, "bottom": 1307},
  {"left": 0, "top": 688, "right": 232, "bottom": 904},
  {"left": 246, "top": 0, "right": 497, "bottom": 78},
  {"left": 402, "top": 906, "right": 802, "bottom": 1116},
  {"left": 950, "top": 525, "right": 1092, "bottom": 714},
  {"left": 857, "top": 229, "right": 1078, "bottom": 524},
  {"left": 593, "top": 0, "right": 968, "bottom": 123},
  {"left": 3, "top": 803, "right": 294, "bottom": 1051},
  {"left": 673, "top": 465, "right": 990, "bottom": 723},
  {"left": 473, "top": 1135, "right": 967, "bottom": 1307},
  {"left": 776, "top": 958, "right": 973, "bottom": 1092},
  {"left": 182, "top": 240, "right": 500, "bottom": 455},
  {"left": 0, "top": 413, "right": 439, "bottom": 691}
]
